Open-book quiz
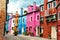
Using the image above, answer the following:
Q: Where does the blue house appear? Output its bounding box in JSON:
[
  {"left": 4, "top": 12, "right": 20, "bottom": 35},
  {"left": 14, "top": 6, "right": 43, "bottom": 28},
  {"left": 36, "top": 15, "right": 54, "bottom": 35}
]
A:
[
  {"left": 18, "top": 17, "right": 22, "bottom": 34},
  {"left": 18, "top": 8, "right": 26, "bottom": 34},
  {"left": 22, "top": 16, "right": 26, "bottom": 34},
  {"left": 5, "top": 15, "right": 10, "bottom": 33}
]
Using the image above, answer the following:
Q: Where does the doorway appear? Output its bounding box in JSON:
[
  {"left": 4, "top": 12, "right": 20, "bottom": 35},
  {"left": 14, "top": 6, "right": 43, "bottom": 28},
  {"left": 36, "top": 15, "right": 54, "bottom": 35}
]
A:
[
  {"left": 36, "top": 27, "right": 40, "bottom": 36},
  {"left": 22, "top": 27, "right": 24, "bottom": 34},
  {"left": 51, "top": 26, "right": 57, "bottom": 39}
]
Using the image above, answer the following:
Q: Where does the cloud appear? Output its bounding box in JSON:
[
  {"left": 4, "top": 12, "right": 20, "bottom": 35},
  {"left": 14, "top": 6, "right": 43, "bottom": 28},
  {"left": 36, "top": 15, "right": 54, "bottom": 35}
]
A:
[{"left": 8, "top": 0, "right": 44, "bottom": 14}]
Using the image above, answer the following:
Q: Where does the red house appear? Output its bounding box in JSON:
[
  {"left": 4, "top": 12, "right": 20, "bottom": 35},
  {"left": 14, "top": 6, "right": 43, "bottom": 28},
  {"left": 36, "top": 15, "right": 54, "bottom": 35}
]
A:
[
  {"left": 56, "top": 2, "right": 60, "bottom": 40},
  {"left": 40, "top": 0, "right": 59, "bottom": 39}
]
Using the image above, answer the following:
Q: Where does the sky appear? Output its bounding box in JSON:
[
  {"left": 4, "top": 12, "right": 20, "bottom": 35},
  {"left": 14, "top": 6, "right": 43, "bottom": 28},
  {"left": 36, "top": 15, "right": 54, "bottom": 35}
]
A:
[
  {"left": 7, "top": 0, "right": 52, "bottom": 14},
  {"left": 7, "top": 0, "right": 44, "bottom": 14}
]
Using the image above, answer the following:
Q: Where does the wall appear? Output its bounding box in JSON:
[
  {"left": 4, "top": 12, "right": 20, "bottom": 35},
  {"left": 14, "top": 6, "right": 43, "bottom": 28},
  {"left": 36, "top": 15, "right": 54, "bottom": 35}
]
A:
[{"left": 0, "top": 0, "right": 6, "bottom": 40}]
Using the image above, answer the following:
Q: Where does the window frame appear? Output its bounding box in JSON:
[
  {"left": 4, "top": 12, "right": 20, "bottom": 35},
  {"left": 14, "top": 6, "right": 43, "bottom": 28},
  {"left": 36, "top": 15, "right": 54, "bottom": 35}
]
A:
[
  {"left": 36, "top": 15, "right": 39, "bottom": 21},
  {"left": 47, "top": 3, "right": 51, "bottom": 9},
  {"left": 41, "top": 6, "right": 44, "bottom": 11},
  {"left": 52, "top": 1, "right": 56, "bottom": 8},
  {"left": 23, "top": 18, "right": 24, "bottom": 23},
  {"left": 30, "top": 16, "right": 32, "bottom": 22}
]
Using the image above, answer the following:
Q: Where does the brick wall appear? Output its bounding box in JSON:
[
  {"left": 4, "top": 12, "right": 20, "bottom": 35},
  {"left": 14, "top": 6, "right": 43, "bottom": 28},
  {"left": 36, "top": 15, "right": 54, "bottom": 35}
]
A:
[{"left": 0, "top": 0, "right": 6, "bottom": 40}]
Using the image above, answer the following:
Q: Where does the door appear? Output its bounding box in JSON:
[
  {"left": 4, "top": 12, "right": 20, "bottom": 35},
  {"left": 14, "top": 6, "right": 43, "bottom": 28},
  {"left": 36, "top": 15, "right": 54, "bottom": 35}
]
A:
[
  {"left": 22, "top": 27, "right": 24, "bottom": 34},
  {"left": 40, "top": 27, "right": 43, "bottom": 37},
  {"left": 51, "top": 27, "right": 57, "bottom": 39},
  {"left": 36, "top": 27, "right": 39, "bottom": 36}
]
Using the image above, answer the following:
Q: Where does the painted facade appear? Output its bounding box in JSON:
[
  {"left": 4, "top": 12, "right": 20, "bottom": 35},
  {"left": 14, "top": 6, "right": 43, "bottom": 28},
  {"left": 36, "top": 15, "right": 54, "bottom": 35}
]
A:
[
  {"left": 18, "top": 8, "right": 26, "bottom": 34},
  {"left": 56, "top": 2, "right": 60, "bottom": 40},
  {"left": 26, "top": 2, "right": 40, "bottom": 36},
  {"left": 11, "top": 16, "right": 15, "bottom": 34},
  {"left": 5, "top": 15, "right": 10, "bottom": 33},
  {"left": 8, "top": 13, "right": 13, "bottom": 34},
  {"left": 40, "top": 0, "right": 59, "bottom": 39},
  {"left": 14, "top": 11, "right": 19, "bottom": 32},
  {"left": 22, "top": 16, "right": 26, "bottom": 34}
]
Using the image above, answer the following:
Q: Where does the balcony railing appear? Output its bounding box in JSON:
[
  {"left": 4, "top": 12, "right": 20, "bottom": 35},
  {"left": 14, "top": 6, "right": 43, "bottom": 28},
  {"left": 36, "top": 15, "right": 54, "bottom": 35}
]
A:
[
  {"left": 51, "top": 14, "right": 57, "bottom": 22},
  {"left": 46, "top": 16, "right": 51, "bottom": 22}
]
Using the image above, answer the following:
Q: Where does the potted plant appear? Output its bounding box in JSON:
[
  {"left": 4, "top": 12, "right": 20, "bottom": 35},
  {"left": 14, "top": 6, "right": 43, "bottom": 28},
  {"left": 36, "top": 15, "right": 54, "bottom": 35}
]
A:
[
  {"left": 23, "top": 31, "right": 28, "bottom": 35},
  {"left": 29, "top": 31, "right": 34, "bottom": 36},
  {"left": 13, "top": 30, "right": 18, "bottom": 36},
  {"left": 48, "top": 34, "right": 51, "bottom": 39},
  {"left": 40, "top": 33, "right": 43, "bottom": 37}
]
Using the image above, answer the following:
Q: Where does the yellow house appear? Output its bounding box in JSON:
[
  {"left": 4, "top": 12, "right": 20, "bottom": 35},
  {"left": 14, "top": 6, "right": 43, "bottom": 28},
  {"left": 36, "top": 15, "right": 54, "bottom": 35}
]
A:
[{"left": 13, "top": 11, "right": 19, "bottom": 31}]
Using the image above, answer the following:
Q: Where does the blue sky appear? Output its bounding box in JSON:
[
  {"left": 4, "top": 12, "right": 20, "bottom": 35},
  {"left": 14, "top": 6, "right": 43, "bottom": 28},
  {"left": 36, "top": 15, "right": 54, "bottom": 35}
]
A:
[{"left": 7, "top": 0, "right": 44, "bottom": 14}]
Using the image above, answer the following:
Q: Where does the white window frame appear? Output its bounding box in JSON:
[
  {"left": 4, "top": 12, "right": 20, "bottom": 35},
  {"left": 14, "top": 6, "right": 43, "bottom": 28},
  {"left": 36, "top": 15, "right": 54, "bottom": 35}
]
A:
[
  {"left": 40, "top": 27, "right": 43, "bottom": 34},
  {"left": 47, "top": 3, "right": 51, "bottom": 9},
  {"left": 36, "top": 15, "right": 40, "bottom": 21},
  {"left": 52, "top": 1, "right": 56, "bottom": 8},
  {"left": 41, "top": 6, "right": 44, "bottom": 11},
  {"left": 30, "top": 16, "right": 32, "bottom": 22}
]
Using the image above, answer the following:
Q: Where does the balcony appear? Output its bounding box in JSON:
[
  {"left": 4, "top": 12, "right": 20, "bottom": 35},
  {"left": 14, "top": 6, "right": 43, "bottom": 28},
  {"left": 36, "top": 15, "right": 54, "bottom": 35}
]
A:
[
  {"left": 46, "top": 16, "right": 51, "bottom": 22},
  {"left": 40, "top": 17, "right": 44, "bottom": 23},
  {"left": 51, "top": 14, "right": 57, "bottom": 22}
]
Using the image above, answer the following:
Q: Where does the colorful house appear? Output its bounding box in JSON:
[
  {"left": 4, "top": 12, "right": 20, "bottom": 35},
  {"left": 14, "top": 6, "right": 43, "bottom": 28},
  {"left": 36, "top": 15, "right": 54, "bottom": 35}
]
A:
[
  {"left": 18, "top": 16, "right": 22, "bottom": 34},
  {"left": 40, "top": 0, "right": 59, "bottom": 39},
  {"left": 11, "top": 15, "right": 15, "bottom": 35},
  {"left": 18, "top": 8, "right": 27, "bottom": 34},
  {"left": 5, "top": 14, "right": 10, "bottom": 33},
  {"left": 8, "top": 13, "right": 13, "bottom": 34},
  {"left": 14, "top": 11, "right": 19, "bottom": 32},
  {"left": 22, "top": 15, "right": 26, "bottom": 34},
  {"left": 56, "top": 2, "right": 60, "bottom": 40},
  {"left": 26, "top": 2, "right": 40, "bottom": 36}
]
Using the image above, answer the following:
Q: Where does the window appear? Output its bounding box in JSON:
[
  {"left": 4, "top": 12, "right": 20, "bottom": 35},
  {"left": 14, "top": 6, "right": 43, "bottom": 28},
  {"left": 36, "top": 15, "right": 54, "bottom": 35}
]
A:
[
  {"left": 17, "top": 20, "right": 18, "bottom": 23},
  {"left": 52, "top": 1, "right": 56, "bottom": 8},
  {"left": 41, "top": 6, "right": 44, "bottom": 11},
  {"left": 48, "top": 0, "right": 52, "bottom": 2},
  {"left": 31, "top": 17, "right": 32, "bottom": 21},
  {"left": 58, "top": 12, "right": 60, "bottom": 20},
  {"left": 40, "top": 17, "right": 44, "bottom": 23},
  {"left": 47, "top": 3, "right": 51, "bottom": 9},
  {"left": 23, "top": 18, "right": 24, "bottom": 22},
  {"left": 40, "top": 27, "right": 43, "bottom": 34},
  {"left": 46, "top": 16, "right": 51, "bottom": 22},
  {"left": 51, "top": 14, "right": 57, "bottom": 21},
  {"left": 29, "top": 26, "right": 32, "bottom": 31},
  {"left": 13, "top": 20, "right": 14, "bottom": 23},
  {"left": 37, "top": 15, "right": 39, "bottom": 20}
]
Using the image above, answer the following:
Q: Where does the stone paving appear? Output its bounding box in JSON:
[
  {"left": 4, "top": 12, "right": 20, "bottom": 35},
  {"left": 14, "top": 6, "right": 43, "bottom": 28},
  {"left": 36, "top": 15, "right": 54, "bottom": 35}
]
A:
[{"left": 4, "top": 35, "right": 57, "bottom": 40}]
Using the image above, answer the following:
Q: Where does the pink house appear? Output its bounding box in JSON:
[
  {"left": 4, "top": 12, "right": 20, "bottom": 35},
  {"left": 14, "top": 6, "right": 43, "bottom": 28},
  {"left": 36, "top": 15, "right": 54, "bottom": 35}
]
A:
[
  {"left": 8, "top": 13, "right": 13, "bottom": 34},
  {"left": 26, "top": 2, "right": 40, "bottom": 36}
]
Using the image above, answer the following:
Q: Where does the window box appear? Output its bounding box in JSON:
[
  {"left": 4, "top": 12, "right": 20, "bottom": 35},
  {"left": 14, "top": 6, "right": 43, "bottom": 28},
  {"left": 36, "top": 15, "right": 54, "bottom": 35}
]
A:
[
  {"left": 40, "top": 17, "right": 44, "bottom": 23},
  {"left": 46, "top": 16, "right": 51, "bottom": 22},
  {"left": 51, "top": 14, "right": 57, "bottom": 22}
]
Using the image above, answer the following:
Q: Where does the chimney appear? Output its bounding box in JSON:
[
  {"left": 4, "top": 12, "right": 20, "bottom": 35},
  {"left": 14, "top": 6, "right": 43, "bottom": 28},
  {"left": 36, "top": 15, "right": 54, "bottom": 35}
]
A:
[
  {"left": 21, "top": 8, "right": 23, "bottom": 16},
  {"left": 33, "top": 2, "right": 36, "bottom": 11}
]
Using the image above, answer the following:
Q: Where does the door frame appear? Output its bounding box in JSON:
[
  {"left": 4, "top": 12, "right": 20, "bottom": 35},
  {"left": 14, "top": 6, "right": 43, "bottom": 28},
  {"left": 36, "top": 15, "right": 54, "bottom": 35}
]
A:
[{"left": 51, "top": 26, "right": 57, "bottom": 39}]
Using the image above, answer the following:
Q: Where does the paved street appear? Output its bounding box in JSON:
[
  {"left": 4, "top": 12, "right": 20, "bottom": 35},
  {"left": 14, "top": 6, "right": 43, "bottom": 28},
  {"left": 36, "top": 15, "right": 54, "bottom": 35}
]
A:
[{"left": 4, "top": 35, "right": 57, "bottom": 40}]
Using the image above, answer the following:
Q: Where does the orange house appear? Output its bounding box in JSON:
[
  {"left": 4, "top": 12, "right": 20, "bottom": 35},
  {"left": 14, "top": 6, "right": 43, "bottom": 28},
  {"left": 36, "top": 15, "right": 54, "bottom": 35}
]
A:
[{"left": 13, "top": 11, "right": 19, "bottom": 31}]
